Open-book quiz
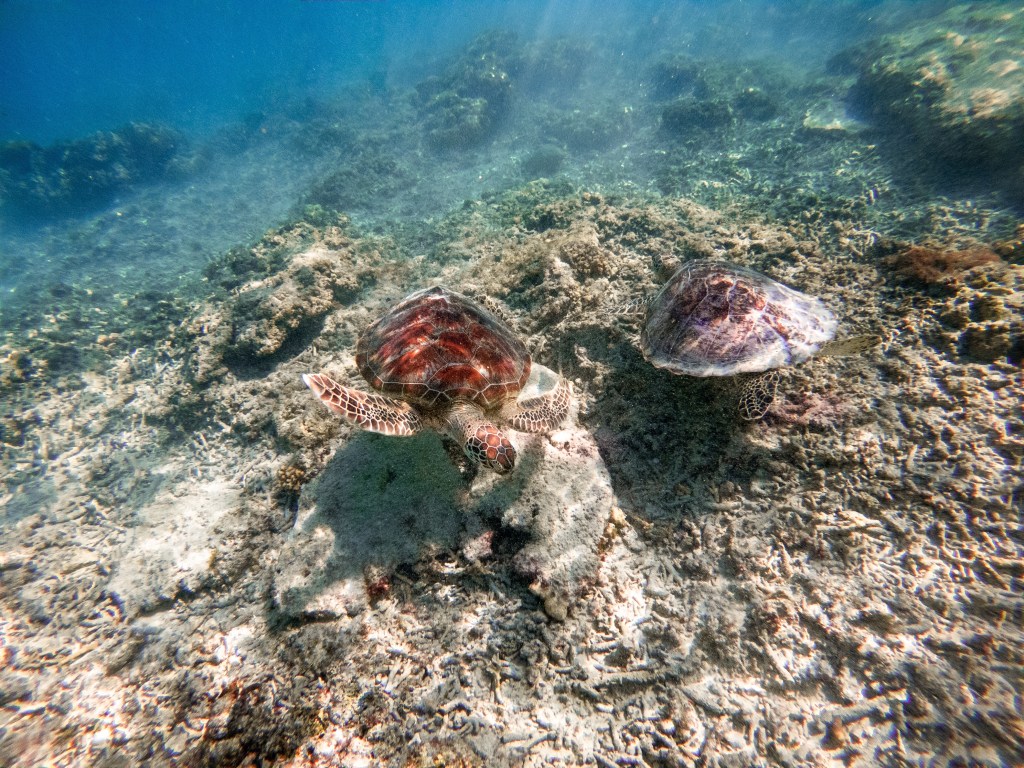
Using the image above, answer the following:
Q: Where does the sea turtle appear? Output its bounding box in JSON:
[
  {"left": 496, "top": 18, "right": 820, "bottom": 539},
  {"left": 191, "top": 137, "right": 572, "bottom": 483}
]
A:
[
  {"left": 639, "top": 259, "right": 879, "bottom": 420},
  {"left": 303, "top": 286, "right": 571, "bottom": 473}
]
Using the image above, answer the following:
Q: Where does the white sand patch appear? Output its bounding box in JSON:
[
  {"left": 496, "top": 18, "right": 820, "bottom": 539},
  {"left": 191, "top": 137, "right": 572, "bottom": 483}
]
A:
[
  {"left": 273, "top": 397, "right": 616, "bottom": 622},
  {"left": 106, "top": 470, "right": 244, "bottom": 614}
]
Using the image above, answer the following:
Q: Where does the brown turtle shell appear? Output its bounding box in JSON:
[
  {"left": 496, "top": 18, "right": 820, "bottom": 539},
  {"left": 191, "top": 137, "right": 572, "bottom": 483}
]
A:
[
  {"left": 641, "top": 259, "right": 838, "bottom": 376},
  {"left": 356, "top": 286, "right": 531, "bottom": 411}
]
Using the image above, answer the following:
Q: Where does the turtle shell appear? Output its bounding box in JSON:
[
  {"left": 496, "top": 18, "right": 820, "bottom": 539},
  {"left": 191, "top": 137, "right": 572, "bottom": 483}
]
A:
[
  {"left": 356, "top": 286, "right": 531, "bottom": 411},
  {"left": 641, "top": 259, "right": 838, "bottom": 376}
]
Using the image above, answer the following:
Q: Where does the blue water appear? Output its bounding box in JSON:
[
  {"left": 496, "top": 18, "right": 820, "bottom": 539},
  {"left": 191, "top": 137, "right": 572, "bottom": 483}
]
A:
[
  {"left": 1, "top": 0, "right": 885, "bottom": 143},
  {"left": 0, "top": 0, "right": 905, "bottom": 313},
  {"left": 3, "top": 0, "right": 593, "bottom": 141}
]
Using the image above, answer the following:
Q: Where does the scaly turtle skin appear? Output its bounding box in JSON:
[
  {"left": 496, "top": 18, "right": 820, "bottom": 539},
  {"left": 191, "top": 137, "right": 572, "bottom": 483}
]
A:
[
  {"left": 303, "top": 286, "right": 571, "bottom": 473},
  {"left": 641, "top": 259, "right": 878, "bottom": 420}
]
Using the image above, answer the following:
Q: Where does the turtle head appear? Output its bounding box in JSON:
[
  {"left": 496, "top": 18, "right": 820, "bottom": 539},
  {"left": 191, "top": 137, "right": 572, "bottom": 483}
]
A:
[{"left": 465, "top": 423, "right": 516, "bottom": 473}]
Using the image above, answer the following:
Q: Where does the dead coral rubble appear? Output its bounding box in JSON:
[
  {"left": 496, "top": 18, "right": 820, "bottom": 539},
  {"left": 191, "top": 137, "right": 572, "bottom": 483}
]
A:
[{"left": 1, "top": 186, "right": 1022, "bottom": 768}]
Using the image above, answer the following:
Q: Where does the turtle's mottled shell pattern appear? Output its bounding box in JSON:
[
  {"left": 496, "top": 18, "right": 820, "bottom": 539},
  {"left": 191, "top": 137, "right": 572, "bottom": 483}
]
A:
[
  {"left": 641, "top": 259, "right": 838, "bottom": 376},
  {"left": 356, "top": 286, "right": 531, "bottom": 411}
]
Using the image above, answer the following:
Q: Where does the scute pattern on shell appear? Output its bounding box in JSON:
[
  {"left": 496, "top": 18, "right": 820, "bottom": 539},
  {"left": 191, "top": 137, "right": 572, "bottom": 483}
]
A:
[
  {"left": 356, "top": 286, "right": 531, "bottom": 410},
  {"left": 641, "top": 259, "right": 838, "bottom": 376}
]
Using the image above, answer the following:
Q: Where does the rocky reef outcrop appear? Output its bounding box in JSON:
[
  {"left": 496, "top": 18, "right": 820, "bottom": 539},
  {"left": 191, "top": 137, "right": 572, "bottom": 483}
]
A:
[
  {"left": 841, "top": 4, "right": 1024, "bottom": 181},
  {"left": 414, "top": 30, "right": 520, "bottom": 150},
  {"left": 184, "top": 220, "right": 379, "bottom": 386},
  {"left": 0, "top": 122, "right": 183, "bottom": 216}
]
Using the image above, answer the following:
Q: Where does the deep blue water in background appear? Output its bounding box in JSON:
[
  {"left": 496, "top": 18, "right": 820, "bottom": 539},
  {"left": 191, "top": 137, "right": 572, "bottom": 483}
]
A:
[
  {"left": 0, "top": 0, "right": 633, "bottom": 141},
  {"left": 0, "top": 0, "right": 894, "bottom": 144},
  {"left": 0, "top": 0, "right": 965, "bottom": 323}
]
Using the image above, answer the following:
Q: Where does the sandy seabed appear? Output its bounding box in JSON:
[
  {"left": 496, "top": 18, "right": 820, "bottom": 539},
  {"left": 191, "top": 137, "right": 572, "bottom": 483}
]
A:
[
  {"left": 1, "top": 185, "right": 1021, "bottom": 767},
  {"left": 1, "top": 16, "right": 1023, "bottom": 768}
]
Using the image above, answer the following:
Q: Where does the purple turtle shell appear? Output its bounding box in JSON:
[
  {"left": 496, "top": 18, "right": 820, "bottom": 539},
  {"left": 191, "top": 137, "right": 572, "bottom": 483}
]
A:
[
  {"left": 356, "top": 286, "right": 531, "bottom": 411},
  {"left": 641, "top": 259, "right": 838, "bottom": 376}
]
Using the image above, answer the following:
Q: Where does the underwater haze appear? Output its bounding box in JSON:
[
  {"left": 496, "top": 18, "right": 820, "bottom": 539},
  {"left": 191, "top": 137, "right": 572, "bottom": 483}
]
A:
[
  {"left": 1, "top": 1, "right": 1022, "bottom": 767},
  {"left": 3, "top": 0, "right": 595, "bottom": 141},
  {"left": 2, "top": 0, "right": 901, "bottom": 142}
]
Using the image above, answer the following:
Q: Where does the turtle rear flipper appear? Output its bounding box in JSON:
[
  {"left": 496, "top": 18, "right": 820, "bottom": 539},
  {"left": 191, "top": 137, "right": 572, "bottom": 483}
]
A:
[
  {"left": 818, "top": 334, "right": 881, "bottom": 357},
  {"left": 302, "top": 373, "right": 422, "bottom": 436},
  {"left": 738, "top": 370, "right": 780, "bottom": 421}
]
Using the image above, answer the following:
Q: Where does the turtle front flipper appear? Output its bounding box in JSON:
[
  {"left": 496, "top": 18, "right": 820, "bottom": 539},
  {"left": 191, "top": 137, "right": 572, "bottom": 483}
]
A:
[
  {"left": 302, "top": 373, "right": 422, "bottom": 436},
  {"left": 509, "top": 376, "right": 572, "bottom": 433},
  {"left": 738, "top": 370, "right": 780, "bottom": 421},
  {"left": 445, "top": 403, "right": 516, "bottom": 474}
]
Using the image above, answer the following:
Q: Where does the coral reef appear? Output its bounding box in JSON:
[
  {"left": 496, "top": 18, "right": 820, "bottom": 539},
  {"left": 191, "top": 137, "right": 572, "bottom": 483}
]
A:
[
  {"left": 2, "top": 183, "right": 1022, "bottom": 767},
  {"left": 414, "top": 31, "right": 520, "bottom": 150},
  {"left": 2, "top": 13, "right": 1023, "bottom": 767},
  {"left": 843, "top": 3, "right": 1024, "bottom": 179},
  {"left": 0, "top": 122, "right": 184, "bottom": 217}
]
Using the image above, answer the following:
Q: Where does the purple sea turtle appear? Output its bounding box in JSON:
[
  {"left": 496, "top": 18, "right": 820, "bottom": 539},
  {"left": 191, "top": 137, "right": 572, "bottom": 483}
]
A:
[
  {"left": 640, "top": 259, "right": 879, "bottom": 420},
  {"left": 303, "top": 286, "right": 571, "bottom": 473}
]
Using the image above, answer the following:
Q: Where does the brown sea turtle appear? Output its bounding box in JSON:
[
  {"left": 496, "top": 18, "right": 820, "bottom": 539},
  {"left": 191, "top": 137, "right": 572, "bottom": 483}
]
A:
[
  {"left": 303, "top": 286, "right": 571, "bottom": 473},
  {"left": 640, "top": 259, "right": 879, "bottom": 420}
]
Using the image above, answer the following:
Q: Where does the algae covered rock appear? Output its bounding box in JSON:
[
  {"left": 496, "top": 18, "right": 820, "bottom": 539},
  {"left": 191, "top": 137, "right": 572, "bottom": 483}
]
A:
[
  {"left": 187, "top": 241, "right": 375, "bottom": 384},
  {"left": 415, "top": 30, "right": 521, "bottom": 150},
  {"left": 0, "top": 122, "right": 183, "bottom": 216},
  {"left": 661, "top": 97, "right": 735, "bottom": 137},
  {"left": 421, "top": 93, "right": 497, "bottom": 149},
  {"left": 845, "top": 4, "right": 1024, "bottom": 172},
  {"left": 227, "top": 247, "right": 371, "bottom": 363},
  {"left": 649, "top": 54, "right": 710, "bottom": 102},
  {"left": 539, "top": 102, "right": 631, "bottom": 151},
  {"left": 732, "top": 86, "right": 779, "bottom": 121},
  {"left": 303, "top": 149, "right": 413, "bottom": 212},
  {"left": 520, "top": 143, "right": 566, "bottom": 178}
]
